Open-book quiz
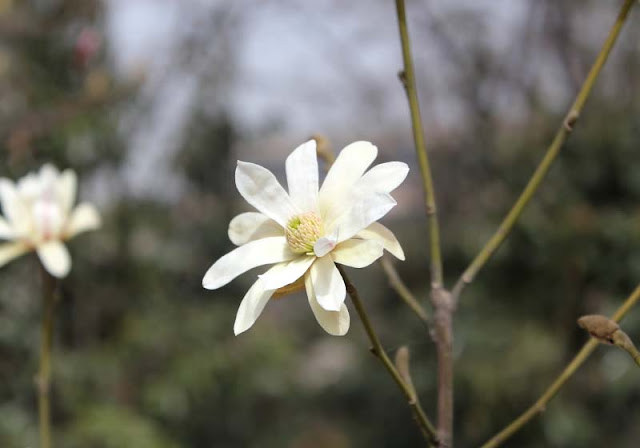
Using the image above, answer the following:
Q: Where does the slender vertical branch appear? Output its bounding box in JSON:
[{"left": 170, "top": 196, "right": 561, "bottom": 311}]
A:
[
  {"left": 338, "top": 266, "right": 439, "bottom": 447},
  {"left": 38, "top": 264, "right": 56, "bottom": 448},
  {"left": 480, "top": 284, "right": 640, "bottom": 448},
  {"left": 452, "top": 0, "right": 636, "bottom": 304},
  {"left": 395, "top": 0, "right": 443, "bottom": 289},
  {"left": 395, "top": 2, "right": 454, "bottom": 445}
]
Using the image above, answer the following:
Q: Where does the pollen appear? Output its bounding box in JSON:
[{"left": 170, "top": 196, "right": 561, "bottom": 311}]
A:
[{"left": 285, "top": 211, "right": 322, "bottom": 254}]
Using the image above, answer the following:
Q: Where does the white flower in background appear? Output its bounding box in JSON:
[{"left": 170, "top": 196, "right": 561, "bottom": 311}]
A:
[
  {"left": 203, "top": 140, "right": 407, "bottom": 336},
  {"left": 0, "top": 164, "right": 101, "bottom": 278}
]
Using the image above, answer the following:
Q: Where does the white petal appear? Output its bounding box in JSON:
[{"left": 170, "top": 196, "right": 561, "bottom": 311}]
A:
[
  {"left": 65, "top": 203, "right": 101, "bottom": 238},
  {"left": 57, "top": 169, "right": 77, "bottom": 216},
  {"left": 309, "top": 255, "right": 346, "bottom": 311},
  {"left": 0, "top": 179, "right": 30, "bottom": 232},
  {"left": 318, "top": 141, "right": 378, "bottom": 214},
  {"left": 331, "top": 193, "right": 397, "bottom": 243},
  {"left": 313, "top": 236, "right": 337, "bottom": 258},
  {"left": 356, "top": 222, "right": 405, "bottom": 260},
  {"left": 286, "top": 140, "right": 319, "bottom": 213},
  {"left": 233, "top": 277, "right": 275, "bottom": 335},
  {"left": 354, "top": 161, "right": 409, "bottom": 195},
  {"left": 39, "top": 164, "right": 59, "bottom": 181},
  {"left": 202, "top": 236, "right": 296, "bottom": 290},
  {"left": 228, "top": 212, "right": 282, "bottom": 246},
  {"left": 305, "top": 272, "right": 350, "bottom": 336},
  {"left": 0, "top": 216, "right": 14, "bottom": 239},
  {"left": 258, "top": 255, "right": 315, "bottom": 290},
  {"left": 332, "top": 239, "right": 384, "bottom": 268},
  {"left": 0, "top": 241, "right": 29, "bottom": 268},
  {"left": 235, "top": 161, "right": 298, "bottom": 227},
  {"left": 37, "top": 240, "right": 71, "bottom": 278}
]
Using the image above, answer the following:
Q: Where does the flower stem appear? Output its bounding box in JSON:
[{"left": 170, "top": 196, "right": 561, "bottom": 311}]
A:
[
  {"left": 451, "top": 0, "right": 637, "bottom": 304},
  {"left": 338, "top": 266, "right": 439, "bottom": 447},
  {"left": 38, "top": 264, "right": 56, "bottom": 448},
  {"left": 394, "top": 0, "right": 443, "bottom": 289},
  {"left": 480, "top": 283, "right": 640, "bottom": 448}
]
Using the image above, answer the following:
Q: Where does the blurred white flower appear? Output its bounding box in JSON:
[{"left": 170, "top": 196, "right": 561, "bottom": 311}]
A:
[
  {"left": 203, "top": 140, "right": 407, "bottom": 336},
  {"left": 0, "top": 164, "right": 101, "bottom": 278}
]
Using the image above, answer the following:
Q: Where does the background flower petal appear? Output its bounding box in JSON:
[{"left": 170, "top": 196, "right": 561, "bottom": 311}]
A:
[
  {"left": 0, "top": 179, "right": 30, "bottom": 232},
  {"left": 355, "top": 222, "right": 405, "bottom": 260},
  {"left": 0, "top": 242, "right": 29, "bottom": 267},
  {"left": 331, "top": 239, "right": 384, "bottom": 268},
  {"left": 66, "top": 203, "right": 101, "bottom": 238},
  {"left": 258, "top": 255, "right": 315, "bottom": 290},
  {"left": 235, "top": 161, "right": 298, "bottom": 227},
  {"left": 37, "top": 240, "right": 71, "bottom": 278},
  {"left": 57, "top": 169, "right": 77, "bottom": 216},
  {"left": 202, "top": 236, "right": 296, "bottom": 290},
  {"left": 286, "top": 140, "right": 319, "bottom": 213},
  {"left": 0, "top": 217, "right": 14, "bottom": 239},
  {"left": 309, "top": 255, "right": 346, "bottom": 311},
  {"left": 305, "top": 273, "right": 350, "bottom": 336},
  {"left": 233, "top": 278, "right": 275, "bottom": 335},
  {"left": 228, "top": 212, "right": 282, "bottom": 246}
]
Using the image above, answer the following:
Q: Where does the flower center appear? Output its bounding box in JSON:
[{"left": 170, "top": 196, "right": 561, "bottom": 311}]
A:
[{"left": 284, "top": 211, "right": 322, "bottom": 254}]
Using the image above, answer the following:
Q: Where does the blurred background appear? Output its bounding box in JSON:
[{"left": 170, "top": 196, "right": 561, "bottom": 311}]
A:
[{"left": 1, "top": 0, "right": 640, "bottom": 446}]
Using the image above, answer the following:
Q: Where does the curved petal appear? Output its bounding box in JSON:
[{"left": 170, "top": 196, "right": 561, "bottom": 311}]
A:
[
  {"left": 228, "top": 212, "right": 282, "bottom": 246},
  {"left": 235, "top": 161, "right": 298, "bottom": 227},
  {"left": 37, "top": 240, "right": 71, "bottom": 278},
  {"left": 318, "top": 141, "right": 377, "bottom": 214},
  {"left": 313, "top": 235, "right": 337, "bottom": 258},
  {"left": 286, "top": 140, "right": 319, "bottom": 213},
  {"left": 355, "top": 222, "right": 405, "bottom": 260},
  {"left": 305, "top": 272, "right": 350, "bottom": 336},
  {"left": 330, "top": 193, "right": 397, "bottom": 243},
  {"left": 309, "top": 255, "right": 346, "bottom": 311},
  {"left": 0, "top": 216, "right": 14, "bottom": 239},
  {"left": 233, "top": 276, "right": 275, "bottom": 335},
  {"left": 202, "top": 236, "right": 297, "bottom": 290},
  {"left": 354, "top": 161, "right": 409, "bottom": 195},
  {"left": 332, "top": 239, "right": 384, "bottom": 268},
  {"left": 57, "top": 170, "right": 77, "bottom": 216},
  {"left": 0, "top": 179, "right": 30, "bottom": 232},
  {"left": 65, "top": 203, "right": 101, "bottom": 238},
  {"left": 258, "top": 255, "right": 315, "bottom": 290},
  {"left": 0, "top": 241, "right": 30, "bottom": 268}
]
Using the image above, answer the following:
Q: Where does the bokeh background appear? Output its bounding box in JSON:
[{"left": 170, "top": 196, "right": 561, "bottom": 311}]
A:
[{"left": 1, "top": 0, "right": 640, "bottom": 446}]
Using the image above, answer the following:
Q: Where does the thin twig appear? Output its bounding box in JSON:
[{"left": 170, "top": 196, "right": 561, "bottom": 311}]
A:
[
  {"left": 380, "top": 257, "right": 430, "bottom": 327},
  {"left": 38, "top": 264, "right": 56, "bottom": 448},
  {"left": 480, "top": 283, "right": 640, "bottom": 448},
  {"left": 394, "top": 0, "right": 443, "bottom": 289},
  {"left": 338, "top": 266, "right": 439, "bottom": 447},
  {"left": 451, "top": 0, "right": 637, "bottom": 304}
]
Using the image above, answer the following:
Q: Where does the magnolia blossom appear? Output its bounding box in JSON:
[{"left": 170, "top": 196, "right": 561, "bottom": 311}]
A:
[
  {"left": 0, "top": 165, "right": 101, "bottom": 278},
  {"left": 203, "top": 140, "right": 407, "bottom": 336}
]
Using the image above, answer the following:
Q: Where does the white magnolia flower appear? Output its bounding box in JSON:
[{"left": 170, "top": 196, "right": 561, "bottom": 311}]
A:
[
  {"left": 203, "top": 140, "right": 407, "bottom": 336},
  {"left": 0, "top": 164, "right": 101, "bottom": 278}
]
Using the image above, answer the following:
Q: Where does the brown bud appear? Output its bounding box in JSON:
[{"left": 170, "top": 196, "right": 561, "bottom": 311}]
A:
[
  {"left": 310, "top": 134, "right": 335, "bottom": 167},
  {"left": 577, "top": 314, "right": 619, "bottom": 342}
]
